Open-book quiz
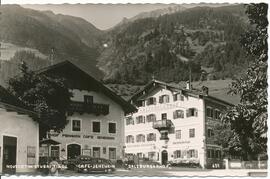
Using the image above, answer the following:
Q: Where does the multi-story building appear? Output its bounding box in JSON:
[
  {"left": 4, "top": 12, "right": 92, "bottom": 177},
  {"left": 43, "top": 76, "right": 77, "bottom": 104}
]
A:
[
  {"left": 125, "top": 80, "right": 232, "bottom": 168},
  {"left": 39, "top": 61, "right": 136, "bottom": 162},
  {"left": 0, "top": 86, "right": 39, "bottom": 174}
]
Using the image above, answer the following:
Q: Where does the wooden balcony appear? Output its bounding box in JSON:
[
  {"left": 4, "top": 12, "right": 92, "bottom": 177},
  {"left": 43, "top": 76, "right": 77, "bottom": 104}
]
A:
[
  {"left": 68, "top": 101, "right": 109, "bottom": 116},
  {"left": 153, "top": 119, "right": 173, "bottom": 130}
]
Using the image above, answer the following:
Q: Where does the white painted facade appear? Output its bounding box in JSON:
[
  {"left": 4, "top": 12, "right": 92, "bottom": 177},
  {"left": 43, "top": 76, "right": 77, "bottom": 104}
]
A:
[
  {"left": 125, "top": 84, "right": 226, "bottom": 168},
  {"left": 0, "top": 108, "right": 39, "bottom": 173},
  {"left": 49, "top": 89, "right": 126, "bottom": 162}
]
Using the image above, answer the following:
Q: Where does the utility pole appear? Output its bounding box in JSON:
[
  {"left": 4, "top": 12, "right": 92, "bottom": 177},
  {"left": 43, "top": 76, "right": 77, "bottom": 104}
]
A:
[{"left": 0, "top": 0, "right": 2, "bottom": 70}]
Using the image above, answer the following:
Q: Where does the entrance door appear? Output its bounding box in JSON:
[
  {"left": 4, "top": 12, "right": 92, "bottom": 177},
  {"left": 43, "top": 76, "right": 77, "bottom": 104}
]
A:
[
  {"left": 67, "top": 144, "right": 81, "bottom": 159},
  {"left": 2, "top": 136, "right": 17, "bottom": 174},
  {"left": 161, "top": 150, "right": 168, "bottom": 165}
]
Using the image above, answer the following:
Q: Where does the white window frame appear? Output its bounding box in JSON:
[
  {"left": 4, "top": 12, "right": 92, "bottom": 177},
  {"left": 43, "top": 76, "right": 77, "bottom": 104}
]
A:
[{"left": 71, "top": 118, "right": 82, "bottom": 132}]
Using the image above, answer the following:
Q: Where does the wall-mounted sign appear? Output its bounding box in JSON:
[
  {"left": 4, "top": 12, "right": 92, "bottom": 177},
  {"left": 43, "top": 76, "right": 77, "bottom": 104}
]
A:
[
  {"left": 172, "top": 141, "right": 191, "bottom": 145},
  {"left": 83, "top": 135, "right": 94, "bottom": 139},
  {"left": 62, "top": 134, "right": 80, "bottom": 138},
  {"left": 97, "top": 136, "right": 115, "bottom": 140}
]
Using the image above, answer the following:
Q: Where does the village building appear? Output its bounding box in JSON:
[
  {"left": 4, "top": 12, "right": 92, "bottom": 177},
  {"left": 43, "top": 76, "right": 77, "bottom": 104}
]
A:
[
  {"left": 39, "top": 61, "right": 136, "bottom": 163},
  {"left": 125, "top": 80, "right": 232, "bottom": 169},
  {"left": 0, "top": 86, "right": 39, "bottom": 174}
]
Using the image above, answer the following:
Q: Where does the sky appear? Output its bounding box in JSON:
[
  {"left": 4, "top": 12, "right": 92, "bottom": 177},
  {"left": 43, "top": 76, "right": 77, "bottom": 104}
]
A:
[{"left": 22, "top": 4, "right": 174, "bottom": 30}]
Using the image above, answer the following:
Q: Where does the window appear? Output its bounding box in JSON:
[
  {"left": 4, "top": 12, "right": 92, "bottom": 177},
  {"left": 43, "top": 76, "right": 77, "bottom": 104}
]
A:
[
  {"left": 161, "top": 113, "right": 167, "bottom": 120},
  {"left": 214, "top": 109, "right": 221, "bottom": 120},
  {"left": 109, "top": 148, "right": 116, "bottom": 160},
  {"left": 174, "top": 150, "right": 181, "bottom": 158},
  {"left": 187, "top": 150, "right": 198, "bottom": 158},
  {"left": 136, "top": 116, "right": 145, "bottom": 124},
  {"left": 50, "top": 146, "right": 60, "bottom": 159},
  {"left": 159, "top": 95, "right": 170, "bottom": 103},
  {"left": 173, "top": 93, "right": 184, "bottom": 101},
  {"left": 175, "top": 130, "right": 181, "bottom": 139},
  {"left": 92, "top": 121, "right": 100, "bottom": 133},
  {"left": 186, "top": 108, "right": 198, "bottom": 117},
  {"left": 148, "top": 152, "right": 155, "bottom": 160},
  {"left": 137, "top": 100, "right": 145, "bottom": 107},
  {"left": 147, "top": 133, "right": 156, "bottom": 141},
  {"left": 84, "top": 95, "right": 93, "bottom": 104},
  {"left": 146, "top": 114, "right": 156, "bottom": 123},
  {"left": 173, "top": 110, "right": 184, "bottom": 119},
  {"left": 206, "top": 107, "right": 214, "bottom": 118},
  {"left": 108, "top": 122, "right": 116, "bottom": 134},
  {"left": 207, "top": 128, "right": 214, "bottom": 137},
  {"left": 93, "top": 147, "right": 100, "bottom": 158},
  {"left": 136, "top": 134, "right": 145, "bottom": 142},
  {"left": 137, "top": 153, "right": 143, "bottom": 158},
  {"left": 160, "top": 131, "right": 168, "bottom": 140},
  {"left": 189, "top": 128, "right": 195, "bottom": 138},
  {"left": 126, "top": 117, "right": 134, "bottom": 125},
  {"left": 146, "top": 97, "right": 156, "bottom": 105},
  {"left": 72, "top": 120, "right": 81, "bottom": 132},
  {"left": 126, "top": 135, "right": 134, "bottom": 143}
]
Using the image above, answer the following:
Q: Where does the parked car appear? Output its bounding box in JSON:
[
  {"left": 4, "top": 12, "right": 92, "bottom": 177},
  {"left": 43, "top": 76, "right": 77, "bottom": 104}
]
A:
[{"left": 68, "top": 155, "right": 116, "bottom": 173}]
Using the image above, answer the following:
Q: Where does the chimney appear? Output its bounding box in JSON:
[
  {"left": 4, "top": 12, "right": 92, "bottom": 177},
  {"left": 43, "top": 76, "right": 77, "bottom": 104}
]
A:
[{"left": 202, "top": 86, "right": 209, "bottom": 96}]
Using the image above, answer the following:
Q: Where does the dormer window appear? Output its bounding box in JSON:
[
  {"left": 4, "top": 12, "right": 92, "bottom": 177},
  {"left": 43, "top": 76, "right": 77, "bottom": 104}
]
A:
[
  {"left": 146, "top": 97, "right": 156, "bottom": 105},
  {"left": 159, "top": 95, "right": 170, "bottom": 104}
]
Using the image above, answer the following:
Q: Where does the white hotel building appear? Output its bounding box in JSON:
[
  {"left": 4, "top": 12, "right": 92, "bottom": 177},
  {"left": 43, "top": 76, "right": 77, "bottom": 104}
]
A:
[
  {"left": 125, "top": 80, "right": 232, "bottom": 169},
  {"left": 39, "top": 61, "right": 136, "bottom": 162}
]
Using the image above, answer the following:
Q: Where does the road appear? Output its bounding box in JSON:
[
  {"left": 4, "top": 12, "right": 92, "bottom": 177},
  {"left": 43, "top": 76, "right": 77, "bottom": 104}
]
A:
[{"left": 58, "top": 167, "right": 268, "bottom": 177}]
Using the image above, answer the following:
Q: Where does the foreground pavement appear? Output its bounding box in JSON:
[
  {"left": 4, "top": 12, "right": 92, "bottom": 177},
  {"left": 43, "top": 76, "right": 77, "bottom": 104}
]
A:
[{"left": 58, "top": 167, "right": 267, "bottom": 177}]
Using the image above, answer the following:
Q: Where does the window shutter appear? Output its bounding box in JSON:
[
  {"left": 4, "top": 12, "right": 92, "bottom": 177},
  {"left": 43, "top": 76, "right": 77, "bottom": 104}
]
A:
[
  {"left": 143, "top": 116, "right": 146, "bottom": 123},
  {"left": 154, "top": 134, "right": 156, "bottom": 141},
  {"left": 186, "top": 109, "right": 190, "bottom": 117},
  {"left": 146, "top": 99, "right": 149, "bottom": 105},
  {"left": 167, "top": 96, "right": 170, "bottom": 102},
  {"left": 132, "top": 136, "right": 134, "bottom": 143},
  {"left": 195, "top": 150, "right": 198, "bottom": 158},
  {"left": 142, "top": 101, "right": 145, "bottom": 106},
  {"left": 173, "top": 111, "right": 177, "bottom": 119},
  {"left": 159, "top": 96, "right": 163, "bottom": 103},
  {"left": 153, "top": 97, "right": 156, "bottom": 105},
  {"left": 126, "top": 136, "right": 128, "bottom": 143},
  {"left": 173, "top": 151, "right": 177, "bottom": 159},
  {"left": 195, "top": 108, "right": 198, "bottom": 117},
  {"left": 173, "top": 94, "right": 176, "bottom": 101},
  {"left": 187, "top": 150, "right": 190, "bottom": 158}
]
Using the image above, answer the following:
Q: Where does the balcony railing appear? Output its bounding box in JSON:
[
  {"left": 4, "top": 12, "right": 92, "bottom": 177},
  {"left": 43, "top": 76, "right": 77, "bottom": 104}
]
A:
[
  {"left": 68, "top": 101, "right": 109, "bottom": 115},
  {"left": 153, "top": 119, "right": 173, "bottom": 130}
]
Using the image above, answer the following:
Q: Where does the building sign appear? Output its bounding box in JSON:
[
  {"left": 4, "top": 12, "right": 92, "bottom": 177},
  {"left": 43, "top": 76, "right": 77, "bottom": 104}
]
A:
[
  {"left": 172, "top": 141, "right": 191, "bottom": 145},
  {"left": 97, "top": 136, "right": 115, "bottom": 140},
  {"left": 27, "top": 146, "right": 36, "bottom": 165},
  {"left": 62, "top": 134, "right": 80, "bottom": 138},
  {"left": 82, "top": 149, "right": 91, "bottom": 156},
  {"left": 83, "top": 135, "right": 94, "bottom": 139}
]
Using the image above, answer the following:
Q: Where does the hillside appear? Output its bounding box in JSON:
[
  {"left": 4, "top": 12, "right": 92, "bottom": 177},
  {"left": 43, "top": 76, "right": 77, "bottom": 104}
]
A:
[
  {"left": 98, "top": 4, "right": 252, "bottom": 85},
  {"left": 0, "top": 5, "right": 104, "bottom": 86}
]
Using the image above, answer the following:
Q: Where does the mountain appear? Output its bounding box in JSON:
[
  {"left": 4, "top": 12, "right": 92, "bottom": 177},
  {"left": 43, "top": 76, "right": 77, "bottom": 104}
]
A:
[
  {"left": 0, "top": 5, "right": 104, "bottom": 86},
  {"left": 97, "top": 4, "right": 252, "bottom": 85}
]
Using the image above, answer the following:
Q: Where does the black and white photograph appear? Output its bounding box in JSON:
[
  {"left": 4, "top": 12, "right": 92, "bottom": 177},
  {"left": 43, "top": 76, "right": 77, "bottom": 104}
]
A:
[{"left": 0, "top": 0, "right": 268, "bottom": 177}]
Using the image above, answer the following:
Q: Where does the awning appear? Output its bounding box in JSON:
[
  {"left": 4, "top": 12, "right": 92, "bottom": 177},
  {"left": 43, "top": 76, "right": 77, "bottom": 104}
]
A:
[{"left": 40, "top": 138, "right": 60, "bottom": 146}]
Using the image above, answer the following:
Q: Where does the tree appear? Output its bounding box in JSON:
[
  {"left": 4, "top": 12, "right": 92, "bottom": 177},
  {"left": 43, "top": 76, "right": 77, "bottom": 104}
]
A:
[
  {"left": 8, "top": 62, "right": 72, "bottom": 139},
  {"left": 222, "top": 3, "right": 268, "bottom": 160}
]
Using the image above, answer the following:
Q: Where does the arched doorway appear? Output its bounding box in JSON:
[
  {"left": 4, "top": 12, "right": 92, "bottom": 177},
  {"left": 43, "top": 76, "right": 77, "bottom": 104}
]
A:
[
  {"left": 67, "top": 144, "right": 81, "bottom": 159},
  {"left": 161, "top": 150, "right": 168, "bottom": 165}
]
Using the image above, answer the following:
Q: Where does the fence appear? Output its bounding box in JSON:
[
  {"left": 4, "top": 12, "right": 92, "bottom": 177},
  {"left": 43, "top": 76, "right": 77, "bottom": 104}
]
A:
[{"left": 228, "top": 160, "right": 267, "bottom": 169}]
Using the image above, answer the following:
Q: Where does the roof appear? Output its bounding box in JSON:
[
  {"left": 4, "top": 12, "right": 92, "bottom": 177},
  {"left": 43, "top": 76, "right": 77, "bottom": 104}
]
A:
[
  {"left": 38, "top": 60, "right": 137, "bottom": 114},
  {"left": 130, "top": 79, "right": 234, "bottom": 106},
  {"left": 0, "top": 86, "right": 38, "bottom": 118}
]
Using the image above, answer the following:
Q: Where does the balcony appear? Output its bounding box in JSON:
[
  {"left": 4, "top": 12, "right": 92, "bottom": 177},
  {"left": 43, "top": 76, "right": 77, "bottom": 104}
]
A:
[
  {"left": 68, "top": 101, "right": 109, "bottom": 116},
  {"left": 153, "top": 119, "right": 173, "bottom": 130}
]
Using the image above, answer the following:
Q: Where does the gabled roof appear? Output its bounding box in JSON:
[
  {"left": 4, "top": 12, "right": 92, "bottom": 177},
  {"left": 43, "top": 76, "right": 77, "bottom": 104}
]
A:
[
  {"left": 0, "top": 86, "right": 38, "bottom": 118},
  {"left": 38, "top": 60, "right": 137, "bottom": 114},
  {"left": 130, "top": 79, "right": 233, "bottom": 106}
]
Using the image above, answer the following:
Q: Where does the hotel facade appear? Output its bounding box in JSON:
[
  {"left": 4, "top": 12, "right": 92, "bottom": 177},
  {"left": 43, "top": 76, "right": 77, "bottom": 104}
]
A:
[
  {"left": 39, "top": 61, "right": 136, "bottom": 162},
  {"left": 125, "top": 80, "right": 232, "bottom": 169}
]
